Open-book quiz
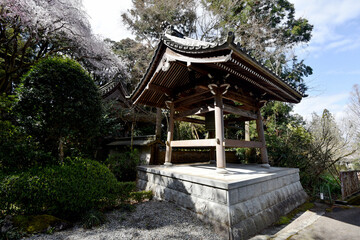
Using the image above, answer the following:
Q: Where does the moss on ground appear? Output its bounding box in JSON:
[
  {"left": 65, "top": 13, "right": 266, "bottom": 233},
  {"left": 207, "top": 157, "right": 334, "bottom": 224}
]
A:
[
  {"left": 274, "top": 202, "right": 315, "bottom": 226},
  {"left": 13, "top": 215, "right": 70, "bottom": 234}
]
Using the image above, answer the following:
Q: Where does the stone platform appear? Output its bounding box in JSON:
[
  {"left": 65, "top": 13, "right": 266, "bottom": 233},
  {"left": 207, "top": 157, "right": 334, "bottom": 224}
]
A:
[{"left": 137, "top": 163, "right": 308, "bottom": 240}]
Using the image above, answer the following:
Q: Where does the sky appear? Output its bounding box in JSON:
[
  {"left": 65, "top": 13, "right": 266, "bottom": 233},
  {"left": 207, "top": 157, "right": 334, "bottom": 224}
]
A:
[{"left": 82, "top": 0, "right": 360, "bottom": 122}]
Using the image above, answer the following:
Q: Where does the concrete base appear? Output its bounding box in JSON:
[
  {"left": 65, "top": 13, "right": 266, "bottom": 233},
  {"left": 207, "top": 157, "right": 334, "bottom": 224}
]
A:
[
  {"left": 163, "top": 162, "right": 173, "bottom": 167},
  {"left": 137, "top": 163, "right": 308, "bottom": 240}
]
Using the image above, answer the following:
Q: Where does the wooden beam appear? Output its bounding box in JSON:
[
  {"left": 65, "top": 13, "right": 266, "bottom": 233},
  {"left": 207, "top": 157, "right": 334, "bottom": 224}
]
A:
[
  {"left": 176, "top": 117, "right": 205, "bottom": 125},
  {"left": 223, "top": 104, "right": 257, "bottom": 119},
  {"left": 173, "top": 91, "right": 213, "bottom": 109},
  {"left": 171, "top": 74, "right": 210, "bottom": 97},
  {"left": 174, "top": 105, "right": 214, "bottom": 119},
  {"left": 223, "top": 90, "right": 259, "bottom": 110},
  {"left": 224, "top": 139, "right": 263, "bottom": 148},
  {"left": 147, "top": 83, "right": 172, "bottom": 96},
  {"left": 170, "top": 139, "right": 216, "bottom": 147},
  {"left": 177, "top": 61, "right": 212, "bottom": 77}
]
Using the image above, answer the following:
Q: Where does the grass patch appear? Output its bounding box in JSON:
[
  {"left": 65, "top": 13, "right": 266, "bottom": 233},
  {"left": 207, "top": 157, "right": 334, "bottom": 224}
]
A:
[{"left": 274, "top": 202, "right": 314, "bottom": 226}]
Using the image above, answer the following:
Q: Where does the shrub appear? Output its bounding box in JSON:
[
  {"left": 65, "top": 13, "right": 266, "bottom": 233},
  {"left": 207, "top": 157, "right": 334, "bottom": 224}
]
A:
[
  {"left": 81, "top": 209, "right": 106, "bottom": 229},
  {"left": 105, "top": 150, "right": 140, "bottom": 181},
  {"left": 0, "top": 158, "right": 134, "bottom": 219},
  {"left": 15, "top": 57, "right": 103, "bottom": 160},
  {"left": 0, "top": 94, "right": 55, "bottom": 172},
  {"left": 130, "top": 191, "right": 153, "bottom": 203},
  {"left": 117, "top": 182, "right": 137, "bottom": 202}
]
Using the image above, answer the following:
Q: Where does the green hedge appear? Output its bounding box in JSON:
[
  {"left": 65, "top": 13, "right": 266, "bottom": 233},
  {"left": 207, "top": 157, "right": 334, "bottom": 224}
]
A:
[
  {"left": 0, "top": 158, "right": 135, "bottom": 219},
  {"left": 105, "top": 150, "right": 140, "bottom": 182}
]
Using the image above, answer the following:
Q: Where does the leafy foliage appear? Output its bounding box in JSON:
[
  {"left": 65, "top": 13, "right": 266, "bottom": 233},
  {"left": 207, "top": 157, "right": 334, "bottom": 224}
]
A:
[
  {"left": 175, "top": 122, "right": 207, "bottom": 140},
  {"left": 204, "top": 0, "right": 313, "bottom": 92},
  {"left": 105, "top": 150, "right": 140, "bottom": 182},
  {"left": 0, "top": 94, "right": 54, "bottom": 172},
  {"left": 122, "top": 0, "right": 312, "bottom": 93},
  {"left": 0, "top": 158, "right": 135, "bottom": 219},
  {"left": 130, "top": 191, "right": 153, "bottom": 203},
  {"left": 261, "top": 103, "right": 357, "bottom": 191},
  {"left": 106, "top": 38, "right": 153, "bottom": 93},
  {"left": 122, "top": 0, "right": 197, "bottom": 47},
  {"left": 0, "top": 0, "right": 126, "bottom": 93},
  {"left": 15, "top": 57, "right": 103, "bottom": 161}
]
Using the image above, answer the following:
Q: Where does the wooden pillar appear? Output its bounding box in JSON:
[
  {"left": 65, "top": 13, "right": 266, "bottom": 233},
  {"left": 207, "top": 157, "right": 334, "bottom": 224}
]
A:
[
  {"left": 209, "top": 131, "right": 215, "bottom": 162},
  {"left": 155, "top": 107, "right": 162, "bottom": 139},
  {"left": 164, "top": 102, "right": 174, "bottom": 166},
  {"left": 256, "top": 110, "right": 270, "bottom": 168},
  {"left": 245, "top": 121, "right": 251, "bottom": 162},
  {"left": 214, "top": 92, "right": 226, "bottom": 172}
]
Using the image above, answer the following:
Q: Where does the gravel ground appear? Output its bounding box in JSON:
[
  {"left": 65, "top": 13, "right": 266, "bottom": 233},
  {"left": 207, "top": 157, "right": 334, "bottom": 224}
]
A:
[{"left": 26, "top": 200, "right": 224, "bottom": 240}]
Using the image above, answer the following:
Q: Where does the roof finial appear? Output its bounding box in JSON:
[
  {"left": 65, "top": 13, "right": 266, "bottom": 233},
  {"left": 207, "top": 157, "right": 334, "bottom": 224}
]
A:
[{"left": 227, "top": 31, "right": 235, "bottom": 43}]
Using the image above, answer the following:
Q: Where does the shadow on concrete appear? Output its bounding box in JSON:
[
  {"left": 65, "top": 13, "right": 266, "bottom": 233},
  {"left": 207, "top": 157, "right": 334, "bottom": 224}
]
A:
[
  {"left": 290, "top": 207, "right": 360, "bottom": 240},
  {"left": 325, "top": 206, "right": 360, "bottom": 227},
  {"left": 252, "top": 204, "right": 360, "bottom": 240}
]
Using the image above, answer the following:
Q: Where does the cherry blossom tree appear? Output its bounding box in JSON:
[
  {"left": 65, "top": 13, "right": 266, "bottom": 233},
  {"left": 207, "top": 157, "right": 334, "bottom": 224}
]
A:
[{"left": 0, "top": 0, "right": 126, "bottom": 93}]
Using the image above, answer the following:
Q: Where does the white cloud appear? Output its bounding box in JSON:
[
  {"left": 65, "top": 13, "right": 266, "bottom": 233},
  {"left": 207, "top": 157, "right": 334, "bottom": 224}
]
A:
[
  {"left": 292, "top": 92, "right": 349, "bottom": 122},
  {"left": 82, "top": 0, "right": 134, "bottom": 41},
  {"left": 290, "top": 0, "right": 360, "bottom": 53},
  {"left": 324, "top": 39, "right": 352, "bottom": 50}
]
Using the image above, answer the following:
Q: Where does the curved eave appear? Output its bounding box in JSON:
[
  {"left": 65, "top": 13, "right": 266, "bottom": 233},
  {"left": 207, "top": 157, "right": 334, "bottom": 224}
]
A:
[
  {"left": 162, "top": 35, "right": 303, "bottom": 103},
  {"left": 228, "top": 43, "right": 302, "bottom": 103},
  {"left": 129, "top": 41, "right": 167, "bottom": 104},
  {"left": 130, "top": 35, "right": 303, "bottom": 108}
]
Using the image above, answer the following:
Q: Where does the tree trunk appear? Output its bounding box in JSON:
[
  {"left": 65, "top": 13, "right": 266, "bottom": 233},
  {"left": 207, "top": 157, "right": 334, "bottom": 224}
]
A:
[{"left": 59, "top": 137, "right": 64, "bottom": 163}]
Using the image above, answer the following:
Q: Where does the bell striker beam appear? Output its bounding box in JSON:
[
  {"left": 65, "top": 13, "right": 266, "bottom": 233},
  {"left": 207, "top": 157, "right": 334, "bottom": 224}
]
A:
[{"left": 164, "top": 101, "right": 174, "bottom": 165}]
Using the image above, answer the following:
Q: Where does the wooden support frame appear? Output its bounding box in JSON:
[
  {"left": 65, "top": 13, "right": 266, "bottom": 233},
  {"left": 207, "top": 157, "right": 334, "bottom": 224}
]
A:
[
  {"left": 155, "top": 107, "right": 162, "bottom": 139},
  {"left": 173, "top": 91, "right": 213, "bottom": 109},
  {"left": 164, "top": 101, "right": 174, "bottom": 165},
  {"left": 169, "top": 139, "right": 263, "bottom": 148},
  {"left": 223, "top": 90, "right": 259, "bottom": 110},
  {"left": 223, "top": 139, "right": 263, "bottom": 148},
  {"left": 176, "top": 117, "right": 205, "bottom": 125},
  {"left": 171, "top": 139, "right": 216, "bottom": 147},
  {"left": 148, "top": 83, "right": 173, "bottom": 96},
  {"left": 162, "top": 88, "right": 270, "bottom": 169},
  {"left": 223, "top": 104, "right": 257, "bottom": 119},
  {"left": 210, "top": 84, "right": 227, "bottom": 172},
  {"left": 174, "top": 105, "right": 214, "bottom": 119},
  {"left": 256, "top": 110, "right": 270, "bottom": 168}
]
